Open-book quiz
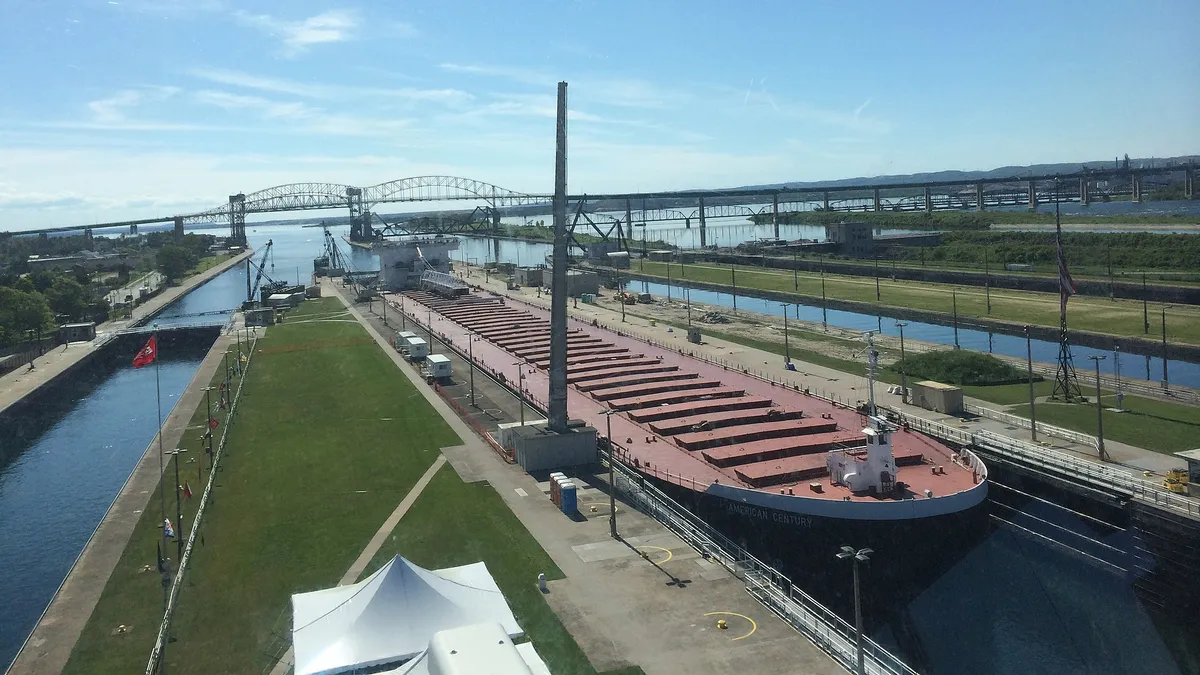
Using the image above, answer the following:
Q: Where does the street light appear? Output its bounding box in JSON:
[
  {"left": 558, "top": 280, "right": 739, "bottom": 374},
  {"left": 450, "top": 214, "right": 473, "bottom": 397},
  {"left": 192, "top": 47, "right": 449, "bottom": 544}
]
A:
[
  {"left": 685, "top": 286, "right": 692, "bottom": 328},
  {"left": 1113, "top": 344, "right": 1124, "bottom": 411},
  {"left": 951, "top": 289, "right": 960, "bottom": 349},
  {"left": 1087, "top": 355, "right": 1108, "bottom": 462},
  {"left": 895, "top": 322, "right": 908, "bottom": 404},
  {"left": 603, "top": 409, "right": 618, "bottom": 539},
  {"left": 836, "top": 546, "right": 873, "bottom": 675},
  {"left": 779, "top": 303, "right": 792, "bottom": 364},
  {"left": 1161, "top": 305, "right": 1169, "bottom": 390},
  {"left": 513, "top": 361, "right": 526, "bottom": 425},
  {"left": 1024, "top": 326, "right": 1037, "bottom": 442},
  {"left": 165, "top": 448, "right": 188, "bottom": 563},
  {"left": 820, "top": 264, "right": 828, "bottom": 331},
  {"left": 202, "top": 386, "right": 215, "bottom": 468},
  {"left": 468, "top": 333, "right": 477, "bottom": 408}
]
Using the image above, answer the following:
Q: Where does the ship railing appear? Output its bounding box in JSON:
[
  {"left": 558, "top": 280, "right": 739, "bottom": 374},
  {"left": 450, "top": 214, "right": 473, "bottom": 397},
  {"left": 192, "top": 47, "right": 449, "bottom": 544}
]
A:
[
  {"left": 962, "top": 402, "right": 1099, "bottom": 450},
  {"left": 605, "top": 447, "right": 919, "bottom": 675}
]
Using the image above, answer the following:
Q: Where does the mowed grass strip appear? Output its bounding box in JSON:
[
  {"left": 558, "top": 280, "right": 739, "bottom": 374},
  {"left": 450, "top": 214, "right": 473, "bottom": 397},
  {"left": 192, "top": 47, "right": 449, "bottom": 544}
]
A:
[
  {"left": 635, "top": 260, "right": 1200, "bottom": 344},
  {"left": 362, "top": 464, "right": 642, "bottom": 675},
  {"left": 64, "top": 298, "right": 462, "bottom": 674},
  {"left": 1012, "top": 394, "right": 1200, "bottom": 455}
]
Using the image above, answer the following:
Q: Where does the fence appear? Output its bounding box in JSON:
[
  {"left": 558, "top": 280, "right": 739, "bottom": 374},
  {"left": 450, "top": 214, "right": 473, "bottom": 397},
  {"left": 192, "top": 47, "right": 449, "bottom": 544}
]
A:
[
  {"left": 143, "top": 334, "right": 258, "bottom": 675},
  {"left": 432, "top": 382, "right": 514, "bottom": 462},
  {"left": 606, "top": 449, "right": 918, "bottom": 675},
  {"left": 962, "top": 402, "right": 1100, "bottom": 449}
]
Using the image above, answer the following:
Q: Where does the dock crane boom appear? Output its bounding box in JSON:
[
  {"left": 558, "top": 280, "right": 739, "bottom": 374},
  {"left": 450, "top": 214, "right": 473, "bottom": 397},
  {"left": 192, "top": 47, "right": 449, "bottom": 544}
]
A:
[{"left": 246, "top": 239, "right": 276, "bottom": 304}]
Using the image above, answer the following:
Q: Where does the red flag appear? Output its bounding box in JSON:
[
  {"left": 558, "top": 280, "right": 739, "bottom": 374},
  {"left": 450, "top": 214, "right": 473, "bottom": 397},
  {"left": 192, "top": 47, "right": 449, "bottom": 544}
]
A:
[
  {"left": 183, "top": 482, "right": 193, "bottom": 500},
  {"left": 208, "top": 417, "right": 220, "bottom": 429},
  {"left": 132, "top": 335, "right": 157, "bottom": 368}
]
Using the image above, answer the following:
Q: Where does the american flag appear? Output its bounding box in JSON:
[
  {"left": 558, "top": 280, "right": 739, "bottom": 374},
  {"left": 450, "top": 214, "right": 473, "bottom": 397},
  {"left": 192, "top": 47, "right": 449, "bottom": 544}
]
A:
[{"left": 1057, "top": 230, "right": 1076, "bottom": 316}]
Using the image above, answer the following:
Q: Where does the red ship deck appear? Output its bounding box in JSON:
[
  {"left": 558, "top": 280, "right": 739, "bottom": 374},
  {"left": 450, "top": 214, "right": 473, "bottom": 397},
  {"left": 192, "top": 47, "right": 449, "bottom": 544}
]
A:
[{"left": 398, "top": 291, "right": 979, "bottom": 504}]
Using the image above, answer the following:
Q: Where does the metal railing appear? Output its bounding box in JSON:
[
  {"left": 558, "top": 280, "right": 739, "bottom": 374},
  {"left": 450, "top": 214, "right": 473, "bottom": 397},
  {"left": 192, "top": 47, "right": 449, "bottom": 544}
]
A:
[
  {"left": 607, "top": 451, "right": 918, "bottom": 675},
  {"left": 962, "top": 402, "right": 1099, "bottom": 449},
  {"left": 144, "top": 335, "right": 258, "bottom": 675}
]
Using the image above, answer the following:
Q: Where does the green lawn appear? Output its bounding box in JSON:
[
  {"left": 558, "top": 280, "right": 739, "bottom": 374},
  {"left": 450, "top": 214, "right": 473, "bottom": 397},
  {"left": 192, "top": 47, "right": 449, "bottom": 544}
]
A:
[
  {"left": 64, "top": 298, "right": 463, "bottom": 674},
  {"left": 1011, "top": 394, "right": 1200, "bottom": 454},
  {"left": 635, "top": 260, "right": 1200, "bottom": 344},
  {"left": 362, "top": 464, "right": 641, "bottom": 675},
  {"left": 183, "top": 252, "right": 232, "bottom": 277}
]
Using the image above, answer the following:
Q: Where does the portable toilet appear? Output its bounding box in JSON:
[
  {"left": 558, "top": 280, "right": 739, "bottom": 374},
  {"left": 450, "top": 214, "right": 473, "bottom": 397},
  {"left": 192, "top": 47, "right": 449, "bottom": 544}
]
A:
[
  {"left": 405, "top": 336, "right": 429, "bottom": 360},
  {"left": 559, "top": 481, "right": 578, "bottom": 515},
  {"left": 555, "top": 476, "right": 571, "bottom": 508},
  {"left": 426, "top": 354, "right": 452, "bottom": 381},
  {"left": 549, "top": 472, "right": 565, "bottom": 506}
]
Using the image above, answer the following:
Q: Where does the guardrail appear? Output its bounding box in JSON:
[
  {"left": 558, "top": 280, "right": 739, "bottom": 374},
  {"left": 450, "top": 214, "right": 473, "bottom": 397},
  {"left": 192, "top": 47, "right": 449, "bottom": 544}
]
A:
[
  {"left": 962, "top": 402, "right": 1100, "bottom": 450},
  {"left": 606, "top": 449, "right": 918, "bottom": 675},
  {"left": 144, "top": 335, "right": 257, "bottom": 675}
]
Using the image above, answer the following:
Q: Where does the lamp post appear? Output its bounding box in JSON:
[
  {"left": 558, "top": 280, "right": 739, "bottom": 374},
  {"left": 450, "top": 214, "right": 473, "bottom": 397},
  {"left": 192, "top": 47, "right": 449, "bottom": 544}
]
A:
[
  {"left": 874, "top": 256, "right": 880, "bottom": 301},
  {"left": 468, "top": 334, "right": 477, "bottom": 407},
  {"left": 603, "top": 409, "right": 618, "bottom": 539},
  {"left": 780, "top": 303, "right": 792, "bottom": 364},
  {"left": 1087, "top": 355, "right": 1108, "bottom": 461},
  {"left": 1024, "top": 325, "right": 1037, "bottom": 442},
  {"left": 792, "top": 249, "right": 798, "bottom": 290},
  {"left": 895, "top": 322, "right": 908, "bottom": 404},
  {"left": 731, "top": 264, "right": 737, "bottom": 313},
  {"left": 1142, "top": 272, "right": 1149, "bottom": 334},
  {"left": 202, "top": 386, "right": 215, "bottom": 468},
  {"left": 951, "top": 289, "right": 960, "bottom": 349},
  {"left": 400, "top": 294, "right": 406, "bottom": 330},
  {"left": 427, "top": 307, "right": 433, "bottom": 346},
  {"left": 685, "top": 286, "right": 692, "bottom": 328},
  {"left": 513, "top": 361, "right": 526, "bottom": 425},
  {"left": 836, "top": 546, "right": 873, "bottom": 675},
  {"left": 166, "top": 448, "right": 188, "bottom": 562},
  {"left": 820, "top": 266, "right": 828, "bottom": 331},
  {"left": 1113, "top": 344, "right": 1124, "bottom": 411},
  {"left": 1161, "top": 305, "right": 1169, "bottom": 390},
  {"left": 382, "top": 295, "right": 388, "bottom": 326}
]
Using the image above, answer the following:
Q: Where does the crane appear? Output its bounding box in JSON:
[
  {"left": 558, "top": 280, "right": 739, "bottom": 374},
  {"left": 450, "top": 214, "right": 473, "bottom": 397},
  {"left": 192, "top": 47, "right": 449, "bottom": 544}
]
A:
[{"left": 245, "top": 239, "right": 280, "bottom": 306}]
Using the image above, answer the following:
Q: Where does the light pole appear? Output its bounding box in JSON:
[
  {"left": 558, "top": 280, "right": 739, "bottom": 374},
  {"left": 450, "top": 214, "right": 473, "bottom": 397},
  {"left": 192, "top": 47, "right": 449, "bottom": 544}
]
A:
[
  {"left": 1161, "top": 305, "right": 1169, "bottom": 389},
  {"left": 792, "top": 249, "right": 798, "bottom": 290},
  {"left": 780, "top": 303, "right": 792, "bottom": 364},
  {"left": 1142, "top": 272, "right": 1149, "bottom": 334},
  {"left": 427, "top": 307, "right": 433, "bottom": 346},
  {"left": 166, "top": 448, "right": 188, "bottom": 563},
  {"left": 1113, "top": 344, "right": 1124, "bottom": 411},
  {"left": 836, "top": 546, "right": 873, "bottom": 675},
  {"left": 603, "top": 409, "right": 617, "bottom": 539},
  {"left": 731, "top": 264, "right": 737, "bottom": 313},
  {"left": 685, "top": 286, "right": 692, "bottom": 328},
  {"left": 468, "top": 334, "right": 477, "bottom": 407},
  {"left": 1024, "top": 325, "right": 1037, "bottom": 442},
  {"left": 895, "top": 322, "right": 908, "bottom": 404},
  {"left": 951, "top": 289, "right": 960, "bottom": 350},
  {"left": 820, "top": 266, "right": 828, "bottom": 331},
  {"left": 202, "top": 386, "right": 215, "bottom": 468},
  {"left": 1087, "top": 355, "right": 1108, "bottom": 461},
  {"left": 513, "top": 361, "right": 526, "bottom": 425},
  {"left": 382, "top": 295, "right": 388, "bottom": 326},
  {"left": 400, "top": 294, "right": 406, "bottom": 330},
  {"left": 874, "top": 256, "right": 880, "bottom": 301}
]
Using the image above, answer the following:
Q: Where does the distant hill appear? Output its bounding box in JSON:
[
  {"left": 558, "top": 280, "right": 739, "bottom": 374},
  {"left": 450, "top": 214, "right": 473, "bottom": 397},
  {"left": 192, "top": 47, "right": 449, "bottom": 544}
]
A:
[{"left": 737, "top": 154, "right": 1200, "bottom": 192}]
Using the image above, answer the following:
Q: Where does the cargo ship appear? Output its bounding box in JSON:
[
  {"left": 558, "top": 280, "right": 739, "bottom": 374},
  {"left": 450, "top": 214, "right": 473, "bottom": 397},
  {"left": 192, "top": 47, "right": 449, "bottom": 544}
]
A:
[{"left": 401, "top": 288, "right": 989, "bottom": 604}]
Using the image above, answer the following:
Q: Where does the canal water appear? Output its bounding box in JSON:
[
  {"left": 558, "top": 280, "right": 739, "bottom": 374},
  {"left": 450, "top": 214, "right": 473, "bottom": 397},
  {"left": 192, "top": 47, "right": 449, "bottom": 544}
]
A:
[{"left": 0, "top": 354, "right": 207, "bottom": 669}]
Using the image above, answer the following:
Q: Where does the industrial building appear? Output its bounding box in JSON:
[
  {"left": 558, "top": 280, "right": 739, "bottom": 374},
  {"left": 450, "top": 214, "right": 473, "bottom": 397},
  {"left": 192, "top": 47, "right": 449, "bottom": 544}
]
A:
[
  {"left": 377, "top": 236, "right": 460, "bottom": 292},
  {"left": 824, "top": 222, "right": 874, "bottom": 258},
  {"left": 546, "top": 269, "right": 599, "bottom": 297}
]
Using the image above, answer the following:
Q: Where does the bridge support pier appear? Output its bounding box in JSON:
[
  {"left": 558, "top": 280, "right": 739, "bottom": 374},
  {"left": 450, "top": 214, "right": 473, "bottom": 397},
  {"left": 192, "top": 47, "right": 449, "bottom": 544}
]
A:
[
  {"left": 228, "top": 193, "right": 246, "bottom": 243},
  {"left": 822, "top": 190, "right": 830, "bottom": 211},
  {"left": 1131, "top": 175, "right": 1142, "bottom": 203},
  {"left": 173, "top": 216, "right": 184, "bottom": 241},
  {"left": 976, "top": 183, "right": 985, "bottom": 211},
  {"left": 129, "top": 223, "right": 138, "bottom": 235},
  {"left": 84, "top": 228, "right": 93, "bottom": 248},
  {"left": 873, "top": 188, "right": 881, "bottom": 212},
  {"left": 698, "top": 196, "right": 707, "bottom": 247},
  {"left": 772, "top": 193, "right": 779, "bottom": 239},
  {"left": 924, "top": 186, "right": 932, "bottom": 213},
  {"left": 1079, "top": 178, "right": 1090, "bottom": 206},
  {"left": 1028, "top": 181, "right": 1038, "bottom": 210},
  {"left": 625, "top": 199, "right": 634, "bottom": 252}
]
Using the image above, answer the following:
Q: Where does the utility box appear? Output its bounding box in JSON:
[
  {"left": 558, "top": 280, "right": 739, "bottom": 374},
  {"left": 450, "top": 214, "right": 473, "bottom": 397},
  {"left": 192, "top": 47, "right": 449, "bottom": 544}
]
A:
[
  {"left": 426, "top": 354, "right": 452, "bottom": 381},
  {"left": 58, "top": 322, "right": 96, "bottom": 343},
  {"left": 687, "top": 327, "right": 702, "bottom": 344},
  {"left": 246, "top": 308, "right": 276, "bottom": 327},
  {"left": 910, "top": 380, "right": 964, "bottom": 414},
  {"left": 404, "top": 336, "right": 429, "bottom": 360}
]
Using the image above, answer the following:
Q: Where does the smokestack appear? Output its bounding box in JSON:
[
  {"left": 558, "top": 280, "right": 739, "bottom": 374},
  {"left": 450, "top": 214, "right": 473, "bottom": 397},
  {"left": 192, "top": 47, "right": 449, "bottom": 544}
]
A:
[{"left": 547, "top": 81, "right": 569, "bottom": 433}]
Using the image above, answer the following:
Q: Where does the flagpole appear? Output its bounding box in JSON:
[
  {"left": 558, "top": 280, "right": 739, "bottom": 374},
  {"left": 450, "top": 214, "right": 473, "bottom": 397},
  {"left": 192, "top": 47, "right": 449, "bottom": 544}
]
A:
[{"left": 152, "top": 327, "right": 169, "bottom": 674}]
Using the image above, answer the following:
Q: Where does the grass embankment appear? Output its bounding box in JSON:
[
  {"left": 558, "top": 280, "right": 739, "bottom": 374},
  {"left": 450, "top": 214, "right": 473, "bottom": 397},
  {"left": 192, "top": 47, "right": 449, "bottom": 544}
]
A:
[
  {"left": 1012, "top": 395, "right": 1200, "bottom": 455},
  {"left": 66, "top": 297, "right": 634, "bottom": 675},
  {"left": 182, "top": 252, "right": 233, "bottom": 277},
  {"left": 362, "top": 464, "right": 644, "bottom": 675},
  {"left": 633, "top": 260, "right": 1200, "bottom": 344},
  {"left": 637, "top": 308, "right": 1195, "bottom": 453}
]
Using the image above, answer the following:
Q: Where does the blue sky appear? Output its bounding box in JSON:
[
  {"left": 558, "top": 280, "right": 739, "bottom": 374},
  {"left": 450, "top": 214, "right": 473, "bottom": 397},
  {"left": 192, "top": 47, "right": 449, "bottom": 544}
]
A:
[{"left": 1, "top": 0, "right": 1196, "bottom": 229}]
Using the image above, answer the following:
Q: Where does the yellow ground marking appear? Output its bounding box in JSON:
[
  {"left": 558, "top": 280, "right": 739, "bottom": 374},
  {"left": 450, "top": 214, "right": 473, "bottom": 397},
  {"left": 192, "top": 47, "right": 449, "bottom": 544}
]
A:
[
  {"left": 635, "top": 545, "right": 673, "bottom": 564},
  {"left": 703, "top": 611, "right": 757, "bottom": 640}
]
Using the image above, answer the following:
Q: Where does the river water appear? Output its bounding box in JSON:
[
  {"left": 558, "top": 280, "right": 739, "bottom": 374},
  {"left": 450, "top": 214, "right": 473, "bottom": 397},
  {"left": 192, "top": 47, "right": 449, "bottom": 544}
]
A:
[{"left": 2, "top": 218, "right": 1195, "bottom": 673}]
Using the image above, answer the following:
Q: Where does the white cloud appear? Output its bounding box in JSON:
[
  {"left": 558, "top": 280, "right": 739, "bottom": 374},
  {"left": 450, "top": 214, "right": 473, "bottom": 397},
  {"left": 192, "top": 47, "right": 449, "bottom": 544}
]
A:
[
  {"left": 438, "top": 63, "right": 554, "bottom": 87},
  {"left": 190, "top": 89, "right": 414, "bottom": 137},
  {"left": 186, "top": 67, "right": 472, "bottom": 105},
  {"left": 234, "top": 9, "right": 364, "bottom": 56},
  {"left": 86, "top": 86, "right": 180, "bottom": 123}
]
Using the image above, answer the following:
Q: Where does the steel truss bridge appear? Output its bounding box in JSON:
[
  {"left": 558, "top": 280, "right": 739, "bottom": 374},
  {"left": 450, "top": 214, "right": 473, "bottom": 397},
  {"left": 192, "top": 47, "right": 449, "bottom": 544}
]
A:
[{"left": 13, "top": 163, "right": 1196, "bottom": 250}]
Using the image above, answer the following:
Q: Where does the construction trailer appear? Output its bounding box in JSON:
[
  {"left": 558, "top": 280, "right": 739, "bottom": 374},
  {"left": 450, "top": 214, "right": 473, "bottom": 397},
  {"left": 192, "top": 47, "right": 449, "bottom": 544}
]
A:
[
  {"left": 425, "top": 354, "right": 452, "bottom": 382},
  {"left": 909, "top": 380, "right": 964, "bottom": 414}
]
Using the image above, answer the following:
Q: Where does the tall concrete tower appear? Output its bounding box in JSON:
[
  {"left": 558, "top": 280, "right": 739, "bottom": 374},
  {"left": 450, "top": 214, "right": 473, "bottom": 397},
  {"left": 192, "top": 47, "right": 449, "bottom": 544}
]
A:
[{"left": 547, "top": 81, "right": 569, "bottom": 433}]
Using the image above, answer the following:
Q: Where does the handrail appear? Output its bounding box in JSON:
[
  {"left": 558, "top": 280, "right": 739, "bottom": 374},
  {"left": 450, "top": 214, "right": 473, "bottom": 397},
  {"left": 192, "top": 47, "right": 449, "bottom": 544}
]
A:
[
  {"left": 962, "top": 402, "right": 1099, "bottom": 449},
  {"left": 144, "top": 334, "right": 258, "bottom": 675}
]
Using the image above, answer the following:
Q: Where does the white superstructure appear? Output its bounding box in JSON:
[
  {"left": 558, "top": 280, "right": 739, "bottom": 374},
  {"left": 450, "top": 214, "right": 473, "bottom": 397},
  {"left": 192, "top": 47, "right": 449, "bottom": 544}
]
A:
[{"left": 377, "top": 236, "right": 460, "bottom": 291}]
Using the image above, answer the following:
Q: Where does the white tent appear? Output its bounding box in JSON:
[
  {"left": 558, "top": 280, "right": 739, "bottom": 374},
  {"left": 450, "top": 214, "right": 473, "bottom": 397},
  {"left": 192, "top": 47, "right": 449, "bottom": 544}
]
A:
[{"left": 291, "top": 557, "right": 523, "bottom": 675}]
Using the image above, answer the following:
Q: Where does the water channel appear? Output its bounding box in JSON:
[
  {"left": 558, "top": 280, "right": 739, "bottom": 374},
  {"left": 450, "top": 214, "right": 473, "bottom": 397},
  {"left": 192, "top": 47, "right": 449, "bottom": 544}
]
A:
[{"left": 2, "top": 218, "right": 1195, "bottom": 673}]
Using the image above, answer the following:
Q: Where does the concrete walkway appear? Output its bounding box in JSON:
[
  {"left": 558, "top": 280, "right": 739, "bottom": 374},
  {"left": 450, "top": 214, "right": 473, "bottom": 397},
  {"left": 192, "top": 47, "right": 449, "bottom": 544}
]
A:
[
  {"left": 328, "top": 280, "right": 845, "bottom": 675},
  {"left": 7, "top": 328, "right": 242, "bottom": 675},
  {"left": 0, "top": 250, "right": 252, "bottom": 417},
  {"left": 461, "top": 266, "right": 1185, "bottom": 479}
]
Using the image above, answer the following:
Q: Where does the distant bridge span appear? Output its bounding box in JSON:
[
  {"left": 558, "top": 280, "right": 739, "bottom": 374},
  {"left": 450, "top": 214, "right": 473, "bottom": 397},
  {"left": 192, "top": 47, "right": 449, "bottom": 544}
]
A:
[{"left": 9, "top": 163, "right": 1195, "bottom": 246}]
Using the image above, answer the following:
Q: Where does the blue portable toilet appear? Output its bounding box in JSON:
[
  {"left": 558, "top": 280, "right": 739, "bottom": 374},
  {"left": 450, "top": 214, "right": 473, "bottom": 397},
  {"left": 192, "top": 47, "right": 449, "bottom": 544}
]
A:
[{"left": 560, "top": 481, "right": 577, "bottom": 515}]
